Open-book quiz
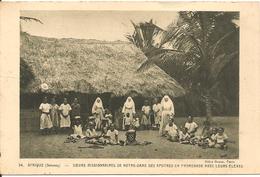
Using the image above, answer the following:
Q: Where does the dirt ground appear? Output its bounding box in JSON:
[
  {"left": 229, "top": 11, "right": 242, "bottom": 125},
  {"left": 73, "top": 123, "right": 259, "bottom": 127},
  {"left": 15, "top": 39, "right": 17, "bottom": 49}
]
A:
[{"left": 20, "top": 116, "right": 239, "bottom": 159}]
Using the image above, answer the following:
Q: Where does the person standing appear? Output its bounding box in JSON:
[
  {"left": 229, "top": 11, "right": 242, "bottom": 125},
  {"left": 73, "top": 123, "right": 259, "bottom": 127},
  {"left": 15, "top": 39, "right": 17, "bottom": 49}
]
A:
[
  {"left": 141, "top": 100, "right": 151, "bottom": 130},
  {"left": 71, "top": 98, "right": 81, "bottom": 126},
  {"left": 39, "top": 97, "right": 53, "bottom": 135},
  {"left": 92, "top": 97, "right": 105, "bottom": 130},
  {"left": 50, "top": 97, "right": 59, "bottom": 134},
  {"left": 152, "top": 98, "right": 161, "bottom": 129},
  {"left": 159, "top": 95, "right": 175, "bottom": 136},
  {"left": 122, "top": 97, "right": 136, "bottom": 130},
  {"left": 59, "top": 98, "right": 72, "bottom": 132}
]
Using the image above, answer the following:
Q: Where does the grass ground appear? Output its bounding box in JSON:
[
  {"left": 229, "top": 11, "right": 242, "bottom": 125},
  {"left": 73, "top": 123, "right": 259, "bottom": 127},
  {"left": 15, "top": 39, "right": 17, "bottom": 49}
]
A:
[{"left": 20, "top": 116, "right": 238, "bottom": 159}]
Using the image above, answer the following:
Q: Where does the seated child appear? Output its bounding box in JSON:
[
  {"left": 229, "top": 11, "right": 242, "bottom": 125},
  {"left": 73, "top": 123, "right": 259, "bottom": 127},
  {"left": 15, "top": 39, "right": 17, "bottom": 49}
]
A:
[
  {"left": 207, "top": 127, "right": 218, "bottom": 148},
  {"left": 198, "top": 121, "right": 212, "bottom": 148},
  {"left": 165, "top": 119, "right": 178, "bottom": 142},
  {"left": 106, "top": 124, "right": 119, "bottom": 145},
  {"left": 178, "top": 126, "right": 191, "bottom": 144},
  {"left": 97, "top": 126, "right": 110, "bottom": 145},
  {"left": 71, "top": 119, "right": 85, "bottom": 139},
  {"left": 213, "top": 127, "right": 228, "bottom": 150},
  {"left": 124, "top": 124, "right": 137, "bottom": 145},
  {"left": 85, "top": 122, "right": 99, "bottom": 143},
  {"left": 123, "top": 113, "right": 132, "bottom": 131},
  {"left": 184, "top": 116, "right": 198, "bottom": 137}
]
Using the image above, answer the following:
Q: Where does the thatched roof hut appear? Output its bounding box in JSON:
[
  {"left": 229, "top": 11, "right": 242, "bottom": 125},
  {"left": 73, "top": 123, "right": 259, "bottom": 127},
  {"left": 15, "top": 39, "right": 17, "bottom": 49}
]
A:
[{"left": 20, "top": 33, "right": 185, "bottom": 97}]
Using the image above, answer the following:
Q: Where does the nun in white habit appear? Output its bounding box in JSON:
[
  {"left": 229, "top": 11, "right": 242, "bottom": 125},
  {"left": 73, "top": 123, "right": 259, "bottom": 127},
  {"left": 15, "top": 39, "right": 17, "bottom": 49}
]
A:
[
  {"left": 92, "top": 97, "right": 105, "bottom": 130},
  {"left": 159, "top": 95, "right": 175, "bottom": 136},
  {"left": 122, "top": 96, "right": 136, "bottom": 130}
]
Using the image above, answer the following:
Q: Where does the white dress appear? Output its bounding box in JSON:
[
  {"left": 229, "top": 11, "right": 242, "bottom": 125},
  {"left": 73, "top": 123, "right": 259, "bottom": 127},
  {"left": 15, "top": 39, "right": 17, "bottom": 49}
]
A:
[
  {"left": 39, "top": 103, "right": 53, "bottom": 129},
  {"left": 59, "top": 103, "right": 72, "bottom": 128}
]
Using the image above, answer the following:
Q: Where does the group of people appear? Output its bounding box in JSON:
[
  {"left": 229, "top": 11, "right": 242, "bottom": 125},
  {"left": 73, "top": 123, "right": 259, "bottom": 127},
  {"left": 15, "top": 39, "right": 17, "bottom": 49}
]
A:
[
  {"left": 39, "top": 95, "right": 228, "bottom": 149},
  {"left": 163, "top": 116, "right": 229, "bottom": 150}
]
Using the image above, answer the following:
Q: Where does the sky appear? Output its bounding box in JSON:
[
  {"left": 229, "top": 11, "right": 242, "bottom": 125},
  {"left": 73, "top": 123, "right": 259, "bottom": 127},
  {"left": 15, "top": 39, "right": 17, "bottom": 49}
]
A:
[{"left": 21, "top": 11, "right": 179, "bottom": 41}]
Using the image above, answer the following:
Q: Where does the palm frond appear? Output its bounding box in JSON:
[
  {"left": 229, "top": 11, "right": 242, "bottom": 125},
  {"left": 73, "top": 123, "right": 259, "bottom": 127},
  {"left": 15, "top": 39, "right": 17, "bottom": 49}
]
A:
[
  {"left": 209, "top": 51, "right": 239, "bottom": 82},
  {"left": 20, "top": 16, "right": 43, "bottom": 24}
]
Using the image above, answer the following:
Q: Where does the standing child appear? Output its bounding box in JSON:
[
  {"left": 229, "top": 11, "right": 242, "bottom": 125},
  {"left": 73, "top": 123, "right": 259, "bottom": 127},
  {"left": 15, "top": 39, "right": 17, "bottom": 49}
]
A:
[
  {"left": 133, "top": 117, "right": 140, "bottom": 130},
  {"left": 59, "top": 98, "right": 72, "bottom": 133},
  {"left": 213, "top": 127, "right": 228, "bottom": 150},
  {"left": 123, "top": 113, "right": 132, "bottom": 131},
  {"left": 152, "top": 98, "right": 161, "bottom": 129},
  {"left": 141, "top": 100, "right": 151, "bottom": 130},
  {"left": 184, "top": 116, "right": 198, "bottom": 138},
  {"left": 71, "top": 98, "right": 81, "bottom": 126},
  {"left": 50, "top": 97, "right": 59, "bottom": 134},
  {"left": 102, "top": 109, "right": 113, "bottom": 128},
  {"left": 165, "top": 119, "right": 178, "bottom": 142},
  {"left": 106, "top": 124, "right": 119, "bottom": 145},
  {"left": 39, "top": 97, "right": 53, "bottom": 135}
]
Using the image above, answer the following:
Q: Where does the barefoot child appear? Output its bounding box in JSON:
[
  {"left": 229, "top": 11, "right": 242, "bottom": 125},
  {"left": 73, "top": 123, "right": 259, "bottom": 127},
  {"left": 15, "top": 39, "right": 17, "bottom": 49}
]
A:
[
  {"left": 106, "top": 124, "right": 119, "bottom": 145},
  {"left": 98, "top": 126, "right": 110, "bottom": 145},
  {"left": 213, "top": 127, "right": 228, "bottom": 150},
  {"left": 71, "top": 119, "right": 85, "bottom": 138},
  {"left": 59, "top": 98, "right": 72, "bottom": 133},
  {"left": 165, "top": 118, "right": 178, "bottom": 142},
  {"left": 184, "top": 116, "right": 198, "bottom": 138},
  {"left": 39, "top": 97, "right": 53, "bottom": 135},
  {"left": 123, "top": 113, "right": 132, "bottom": 131},
  {"left": 50, "top": 98, "right": 59, "bottom": 134},
  {"left": 85, "top": 122, "right": 99, "bottom": 143},
  {"left": 141, "top": 100, "right": 151, "bottom": 130},
  {"left": 179, "top": 126, "right": 191, "bottom": 144}
]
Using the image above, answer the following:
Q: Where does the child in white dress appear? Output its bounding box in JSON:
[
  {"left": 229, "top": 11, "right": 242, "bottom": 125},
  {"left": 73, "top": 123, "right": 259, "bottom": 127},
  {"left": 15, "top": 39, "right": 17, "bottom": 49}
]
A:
[
  {"left": 59, "top": 98, "right": 72, "bottom": 132},
  {"left": 39, "top": 97, "right": 53, "bottom": 135}
]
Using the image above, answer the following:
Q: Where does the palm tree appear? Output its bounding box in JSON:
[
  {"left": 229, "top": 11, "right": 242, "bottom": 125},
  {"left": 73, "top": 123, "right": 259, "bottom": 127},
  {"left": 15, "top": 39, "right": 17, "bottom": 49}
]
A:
[{"left": 127, "top": 12, "right": 239, "bottom": 122}]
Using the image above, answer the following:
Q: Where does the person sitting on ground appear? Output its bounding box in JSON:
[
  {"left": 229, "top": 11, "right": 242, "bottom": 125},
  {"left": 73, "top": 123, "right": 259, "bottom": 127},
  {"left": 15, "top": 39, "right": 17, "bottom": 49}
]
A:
[
  {"left": 71, "top": 119, "right": 85, "bottom": 139},
  {"left": 123, "top": 113, "right": 132, "bottom": 131},
  {"left": 207, "top": 127, "right": 218, "bottom": 148},
  {"left": 198, "top": 121, "right": 212, "bottom": 148},
  {"left": 97, "top": 126, "right": 110, "bottom": 145},
  {"left": 106, "top": 124, "right": 119, "bottom": 145},
  {"left": 85, "top": 122, "right": 99, "bottom": 143},
  {"left": 165, "top": 118, "right": 178, "bottom": 142},
  {"left": 184, "top": 115, "right": 198, "bottom": 138},
  {"left": 213, "top": 127, "right": 228, "bottom": 150},
  {"left": 178, "top": 126, "right": 191, "bottom": 144}
]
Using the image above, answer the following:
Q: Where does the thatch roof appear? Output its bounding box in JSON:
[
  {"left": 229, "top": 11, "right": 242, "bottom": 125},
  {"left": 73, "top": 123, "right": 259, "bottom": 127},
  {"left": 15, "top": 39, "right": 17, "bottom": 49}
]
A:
[{"left": 20, "top": 33, "right": 185, "bottom": 97}]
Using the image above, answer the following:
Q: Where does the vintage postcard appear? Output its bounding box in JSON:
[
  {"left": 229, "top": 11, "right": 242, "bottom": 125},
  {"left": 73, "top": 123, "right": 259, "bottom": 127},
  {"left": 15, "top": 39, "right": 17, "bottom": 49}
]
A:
[{"left": 0, "top": 1, "right": 260, "bottom": 174}]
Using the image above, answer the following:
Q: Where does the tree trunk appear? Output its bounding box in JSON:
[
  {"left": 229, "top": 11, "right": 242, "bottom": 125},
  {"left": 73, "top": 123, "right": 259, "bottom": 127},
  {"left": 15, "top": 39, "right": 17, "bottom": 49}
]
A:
[{"left": 205, "top": 90, "right": 212, "bottom": 123}]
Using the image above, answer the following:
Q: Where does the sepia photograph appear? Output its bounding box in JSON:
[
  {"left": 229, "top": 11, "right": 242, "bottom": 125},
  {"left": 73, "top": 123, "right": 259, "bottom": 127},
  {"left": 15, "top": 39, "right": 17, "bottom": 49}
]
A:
[{"left": 19, "top": 10, "right": 239, "bottom": 159}]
